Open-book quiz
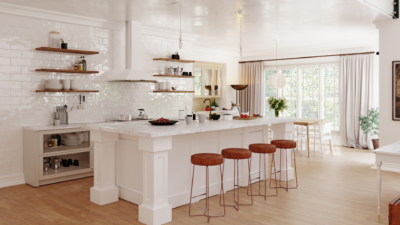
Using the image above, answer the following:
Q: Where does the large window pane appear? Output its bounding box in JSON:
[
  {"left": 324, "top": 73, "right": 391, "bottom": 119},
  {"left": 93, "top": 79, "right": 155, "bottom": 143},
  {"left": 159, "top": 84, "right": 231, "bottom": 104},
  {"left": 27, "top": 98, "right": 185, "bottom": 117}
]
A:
[
  {"left": 265, "top": 70, "right": 277, "bottom": 116},
  {"left": 301, "top": 68, "right": 319, "bottom": 119},
  {"left": 324, "top": 66, "right": 340, "bottom": 131},
  {"left": 282, "top": 69, "right": 297, "bottom": 118}
]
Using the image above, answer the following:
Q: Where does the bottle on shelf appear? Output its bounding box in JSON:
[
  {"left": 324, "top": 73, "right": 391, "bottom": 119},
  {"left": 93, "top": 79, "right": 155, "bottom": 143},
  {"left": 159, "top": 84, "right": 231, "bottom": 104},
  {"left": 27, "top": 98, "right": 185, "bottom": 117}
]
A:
[
  {"left": 82, "top": 56, "right": 86, "bottom": 71},
  {"left": 79, "top": 56, "right": 83, "bottom": 71}
]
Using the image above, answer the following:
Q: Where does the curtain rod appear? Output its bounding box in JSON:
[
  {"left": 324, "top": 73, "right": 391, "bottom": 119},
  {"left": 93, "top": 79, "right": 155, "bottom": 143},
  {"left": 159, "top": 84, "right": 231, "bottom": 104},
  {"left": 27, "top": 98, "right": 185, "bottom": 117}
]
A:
[{"left": 239, "top": 51, "right": 375, "bottom": 64}]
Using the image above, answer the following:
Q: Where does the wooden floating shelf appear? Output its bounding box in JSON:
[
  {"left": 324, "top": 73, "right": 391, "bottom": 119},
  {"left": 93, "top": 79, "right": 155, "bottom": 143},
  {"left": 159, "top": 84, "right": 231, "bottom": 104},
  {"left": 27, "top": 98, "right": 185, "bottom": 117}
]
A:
[
  {"left": 36, "top": 69, "right": 99, "bottom": 74},
  {"left": 35, "top": 47, "right": 99, "bottom": 55},
  {"left": 153, "top": 91, "right": 194, "bottom": 93},
  {"left": 153, "top": 75, "right": 194, "bottom": 78},
  {"left": 153, "top": 58, "right": 195, "bottom": 63},
  {"left": 36, "top": 90, "right": 99, "bottom": 93}
]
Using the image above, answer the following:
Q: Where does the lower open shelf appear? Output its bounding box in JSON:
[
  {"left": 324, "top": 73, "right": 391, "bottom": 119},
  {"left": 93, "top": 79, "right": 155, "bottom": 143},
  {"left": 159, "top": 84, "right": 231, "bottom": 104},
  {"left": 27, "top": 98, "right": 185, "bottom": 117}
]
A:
[{"left": 43, "top": 159, "right": 90, "bottom": 177}]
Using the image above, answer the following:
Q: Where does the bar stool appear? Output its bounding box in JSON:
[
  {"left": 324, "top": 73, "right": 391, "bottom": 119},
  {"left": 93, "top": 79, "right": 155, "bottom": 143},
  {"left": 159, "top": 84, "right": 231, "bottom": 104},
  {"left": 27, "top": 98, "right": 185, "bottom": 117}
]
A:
[
  {"left": 189, "top": 153, "right": 225, "bottom": 222},
  {"left": 219, "top": 148, "right": 253, "bottom": 211},
  {"left": 247, "top": 144, "right": 278, "bottom": 199},
  {"left": 270, "top": 140, "right": 298, "bottom": 192}
]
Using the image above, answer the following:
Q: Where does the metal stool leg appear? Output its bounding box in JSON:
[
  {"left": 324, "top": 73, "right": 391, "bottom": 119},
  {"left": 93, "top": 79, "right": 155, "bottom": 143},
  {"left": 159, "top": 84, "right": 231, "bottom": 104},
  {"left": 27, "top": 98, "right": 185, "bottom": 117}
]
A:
[
  {"left": 190, "top": 164, "right": 226, "bottom": 222},
  {"left": 270, "top": 148, "right": 299, "bottom": 191},
  {"left": 249, "top": 153, "right": 278, "bottom": 199}
]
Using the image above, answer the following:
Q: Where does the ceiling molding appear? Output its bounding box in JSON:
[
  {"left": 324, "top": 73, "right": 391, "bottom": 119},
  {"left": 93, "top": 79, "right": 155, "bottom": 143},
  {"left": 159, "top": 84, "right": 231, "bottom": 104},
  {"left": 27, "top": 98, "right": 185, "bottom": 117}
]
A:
[
  {"left": 141, "top": 26, "right": 198, "bottom": 42},
  {"left": 0, "top": 2, "right": 125, "bottom": 30}
]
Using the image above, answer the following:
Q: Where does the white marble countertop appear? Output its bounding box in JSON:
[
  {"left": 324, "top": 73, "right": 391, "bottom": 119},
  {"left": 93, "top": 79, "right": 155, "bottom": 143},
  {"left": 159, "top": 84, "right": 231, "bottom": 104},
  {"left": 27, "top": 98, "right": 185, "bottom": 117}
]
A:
[
  {"left": 82, "top": 117, "right": 297, "bottom": 138},
  {"left": 24, "top": 123, "right": 91, "bottom": 131}
]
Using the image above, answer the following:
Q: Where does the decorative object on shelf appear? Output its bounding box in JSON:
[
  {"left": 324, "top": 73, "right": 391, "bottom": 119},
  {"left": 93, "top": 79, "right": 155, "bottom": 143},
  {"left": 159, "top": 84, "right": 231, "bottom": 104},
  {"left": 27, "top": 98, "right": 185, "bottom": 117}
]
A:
[
  {"left": 171, "top": 86, "right": 178, "bottom": 91},
  {"left": 172, "top": 52, "right": 180, "bottom": 60},
  {"left": 267, "top": 97, "right": 288, "bottom": 117},
  {"left": 49, "top": 31, "right": 60, "bottom": 48},
  {"left": 230, "top": 84, "right": 248, "bottom": 114},
  {"left": 205, "top": 106, "right": 210, "bottom": 111},
  {"left": 35, "top": 47, "right": 99, "bottom": 55},
  {"left": 73, "top": 160, "right": 79, "bottom": 166},
  {"left": 153, "top": 58, "right": 195, "bottom": 63},
  {"left": 268, "top": 39, "right": 286, "bottom": 89},
  {"left": 60, "top": 38, "right": 68, "bottom": 49},
  {"left": 238, "top": 8, "right": 244, "bottom": 56},
  {"left": 359, "top": 107, "right": 379, "bottom": 149},
  {"left": 393, "top": 61, "right": 400, "bottom": 121}
]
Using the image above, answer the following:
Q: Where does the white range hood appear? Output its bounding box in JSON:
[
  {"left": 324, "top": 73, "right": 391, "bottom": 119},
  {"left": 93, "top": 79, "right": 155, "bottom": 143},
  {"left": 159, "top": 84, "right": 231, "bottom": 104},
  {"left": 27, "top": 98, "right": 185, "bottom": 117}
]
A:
[{"left": 108, "top": 21, "right": 155, "bottom": 83}]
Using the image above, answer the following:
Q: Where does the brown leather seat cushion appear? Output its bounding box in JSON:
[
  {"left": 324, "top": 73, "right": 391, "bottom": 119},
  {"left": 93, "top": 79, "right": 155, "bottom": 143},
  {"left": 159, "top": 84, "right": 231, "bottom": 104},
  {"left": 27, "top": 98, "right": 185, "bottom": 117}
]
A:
[
  {"left": 271, "top": 140, "right": 296, "bottom": 149},
  {"left": 249, "top": 144, "right": 276, "bottom": 153},
  {"left": 191, "top": 153, "right": 224, "bottom": 166},
  {"left": 221, "top": 148, "right": 252, "bottom": 159}
]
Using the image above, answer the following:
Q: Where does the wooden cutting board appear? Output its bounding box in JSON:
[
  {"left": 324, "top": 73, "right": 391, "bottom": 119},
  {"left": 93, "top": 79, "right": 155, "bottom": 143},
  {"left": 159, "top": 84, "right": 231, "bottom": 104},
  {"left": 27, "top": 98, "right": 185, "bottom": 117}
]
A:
[{"left": 233, "top": 116, "right": 258, "bottom": 120}]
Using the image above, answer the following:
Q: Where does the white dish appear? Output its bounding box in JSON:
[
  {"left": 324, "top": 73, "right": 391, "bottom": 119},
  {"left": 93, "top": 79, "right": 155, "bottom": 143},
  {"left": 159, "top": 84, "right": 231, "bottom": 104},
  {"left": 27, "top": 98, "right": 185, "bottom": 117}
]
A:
[{"left": 223, "top": 114, "right": 233, "bottom": 121}]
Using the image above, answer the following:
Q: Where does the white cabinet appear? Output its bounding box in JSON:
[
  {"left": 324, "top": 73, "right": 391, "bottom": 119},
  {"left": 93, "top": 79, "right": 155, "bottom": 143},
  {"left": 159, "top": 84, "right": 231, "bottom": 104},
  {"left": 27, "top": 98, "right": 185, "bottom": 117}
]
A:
[
  {"left": 193, "top": 62, "right": 224, "bottom": 98},
  {"left": 23, "top": 127, "right": 93, "bottom": 187}
]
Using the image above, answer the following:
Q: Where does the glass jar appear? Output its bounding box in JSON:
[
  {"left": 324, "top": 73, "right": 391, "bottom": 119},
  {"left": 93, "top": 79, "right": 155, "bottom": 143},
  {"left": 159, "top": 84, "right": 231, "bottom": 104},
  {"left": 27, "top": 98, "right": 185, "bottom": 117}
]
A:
[{"left": 49, "top": 31, "right": 60, "bottom": 48}]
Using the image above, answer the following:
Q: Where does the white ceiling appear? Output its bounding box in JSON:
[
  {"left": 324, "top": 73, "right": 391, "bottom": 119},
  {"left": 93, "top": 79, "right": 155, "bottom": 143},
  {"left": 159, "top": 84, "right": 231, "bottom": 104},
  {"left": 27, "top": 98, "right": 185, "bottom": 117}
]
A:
[{"left": 0, "top": 0, "right": 388, "bottom": 55}]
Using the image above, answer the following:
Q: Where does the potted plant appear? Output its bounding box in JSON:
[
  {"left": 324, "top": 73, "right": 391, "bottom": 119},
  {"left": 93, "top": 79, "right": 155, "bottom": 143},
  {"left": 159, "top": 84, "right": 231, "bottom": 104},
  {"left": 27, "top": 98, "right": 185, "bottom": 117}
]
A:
[
  {"left": 205, "top": 105, "right": 210, "bottom": 111},
  {"left": 267, "top": 97, "right": 288, "bottom": 117},
  {"left": 359, "top": 108, "right": 379, "bottom": 149},
  {"left": 211, "top": 99, "right": 219, "bottom": 111}
]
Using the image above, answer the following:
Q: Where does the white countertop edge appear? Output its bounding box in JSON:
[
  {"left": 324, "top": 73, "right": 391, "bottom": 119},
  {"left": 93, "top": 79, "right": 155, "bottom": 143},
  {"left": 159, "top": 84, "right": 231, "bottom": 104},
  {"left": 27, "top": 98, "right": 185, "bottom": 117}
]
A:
[
  {"left": 82, "top": 117, "right": 297, "bottom": 138},
  {"left": 24, "top": 123, "right": 89, "bottom": 131}
]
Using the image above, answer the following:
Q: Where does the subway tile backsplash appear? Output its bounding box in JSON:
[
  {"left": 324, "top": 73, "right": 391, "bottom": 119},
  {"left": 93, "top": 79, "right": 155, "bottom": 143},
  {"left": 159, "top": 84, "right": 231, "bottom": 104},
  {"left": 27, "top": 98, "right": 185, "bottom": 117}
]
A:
[{"left": 0, "top": 13, "right": 193, "bottom": 178}]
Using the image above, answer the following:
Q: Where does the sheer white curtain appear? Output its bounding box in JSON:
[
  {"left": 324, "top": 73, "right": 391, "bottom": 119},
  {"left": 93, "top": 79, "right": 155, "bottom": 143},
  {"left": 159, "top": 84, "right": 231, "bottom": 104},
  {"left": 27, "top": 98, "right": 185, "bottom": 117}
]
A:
[
  {"left": 339, "top": 54, "right": 373, "bottom": 149},
  {"left": 239, "top": 62, "right": 265, "bottom": 115}
]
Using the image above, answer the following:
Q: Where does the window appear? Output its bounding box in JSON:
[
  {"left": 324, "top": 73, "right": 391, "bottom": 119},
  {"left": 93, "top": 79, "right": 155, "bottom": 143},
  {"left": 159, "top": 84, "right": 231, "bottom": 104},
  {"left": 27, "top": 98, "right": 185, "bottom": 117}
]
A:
[{"left": 265, "top": 63, "right": 339, "bottom": 131}]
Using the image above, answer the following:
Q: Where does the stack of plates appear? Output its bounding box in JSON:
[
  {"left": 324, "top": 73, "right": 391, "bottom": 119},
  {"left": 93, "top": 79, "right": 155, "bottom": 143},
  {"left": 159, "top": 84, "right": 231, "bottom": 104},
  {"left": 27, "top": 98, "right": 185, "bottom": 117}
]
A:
[
  {"left": 45, "top": 80, "right": 62, "bottom": 90},
  {"left": 62, "top": 133, "right": 84, "bottom": 146},
  {"left": 71, "top": 80, "right": 79, "bottom": 90}
]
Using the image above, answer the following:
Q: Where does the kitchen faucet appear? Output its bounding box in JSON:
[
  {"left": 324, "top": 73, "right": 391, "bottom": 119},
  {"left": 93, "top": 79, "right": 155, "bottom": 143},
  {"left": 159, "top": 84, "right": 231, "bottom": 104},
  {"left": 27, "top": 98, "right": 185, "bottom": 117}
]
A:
[{"left": 203, "top": 99, "right": 212, "bottom": 120}]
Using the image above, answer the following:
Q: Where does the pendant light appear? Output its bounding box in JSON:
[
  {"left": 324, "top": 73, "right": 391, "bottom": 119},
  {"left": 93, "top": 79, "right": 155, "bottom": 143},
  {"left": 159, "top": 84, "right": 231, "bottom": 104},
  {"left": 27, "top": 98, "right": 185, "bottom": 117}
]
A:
[
  {"left": 179, "top": 0, "right": 182, "bottom": 49},
  {"left": 268, "top": 39, "right": 286, "bottom": 89},
  {"left": 238, "top": 9, "right": 244, "bottom": 56}
]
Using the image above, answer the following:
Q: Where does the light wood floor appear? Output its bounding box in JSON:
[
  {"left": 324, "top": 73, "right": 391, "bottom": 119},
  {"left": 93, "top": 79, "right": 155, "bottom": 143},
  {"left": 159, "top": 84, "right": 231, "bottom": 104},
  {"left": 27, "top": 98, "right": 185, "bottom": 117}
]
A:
[{"left": 0, "top": 146, "right": 399, "bottom": 225}]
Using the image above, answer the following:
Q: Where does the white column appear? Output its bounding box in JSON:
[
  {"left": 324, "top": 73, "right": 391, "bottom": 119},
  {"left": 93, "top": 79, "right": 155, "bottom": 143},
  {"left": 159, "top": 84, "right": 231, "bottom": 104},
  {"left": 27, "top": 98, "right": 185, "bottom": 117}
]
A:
[
  {"left": 271, "top": 122, "right": 295, "bottom": 181},
  {"left": 138, "top": 136, "right": 173, "bottom": 225},
  {"left": 90, "top": 130, "right": 119, "bottom": 205}
]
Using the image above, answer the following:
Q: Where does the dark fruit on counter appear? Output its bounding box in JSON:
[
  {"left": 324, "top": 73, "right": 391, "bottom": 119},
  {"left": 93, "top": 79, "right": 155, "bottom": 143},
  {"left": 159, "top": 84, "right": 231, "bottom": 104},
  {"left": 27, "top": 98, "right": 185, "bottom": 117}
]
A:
[
  {"left": 156, "top": 117, "right": 170, "bottom": 123},
  {"left": 222, "top": 108, "right": 228, "bottom": 110}
]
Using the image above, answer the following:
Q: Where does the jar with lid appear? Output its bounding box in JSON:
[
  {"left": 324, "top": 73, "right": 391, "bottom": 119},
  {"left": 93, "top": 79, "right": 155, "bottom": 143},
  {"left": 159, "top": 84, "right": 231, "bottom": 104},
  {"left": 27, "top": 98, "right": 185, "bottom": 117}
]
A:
[{"left": 49, "top": 31, "right": 60, "bottom": 48}]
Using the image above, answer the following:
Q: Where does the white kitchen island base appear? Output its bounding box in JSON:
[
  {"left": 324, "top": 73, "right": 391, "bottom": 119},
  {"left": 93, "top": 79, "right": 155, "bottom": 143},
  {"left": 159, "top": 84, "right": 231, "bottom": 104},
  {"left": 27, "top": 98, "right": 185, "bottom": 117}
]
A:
[{"left": 84, "top": 117, "right": 297, "bottom": 225}]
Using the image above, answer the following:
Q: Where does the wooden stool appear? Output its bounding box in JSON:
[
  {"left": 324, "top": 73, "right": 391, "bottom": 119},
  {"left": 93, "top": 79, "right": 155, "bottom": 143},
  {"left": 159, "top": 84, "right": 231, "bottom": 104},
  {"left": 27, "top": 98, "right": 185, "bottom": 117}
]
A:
[
  {"left": 219, "top": 148, "right": 253, "bottom": 211},
  {"left": 270, "top": 140, "right": 298, "bottom": 192},
  {"left": 247, "top": 144, "right": 278, "bottom": 200},
  {"left": 189, "top": 153, "right": 225, "bottom": 222}
]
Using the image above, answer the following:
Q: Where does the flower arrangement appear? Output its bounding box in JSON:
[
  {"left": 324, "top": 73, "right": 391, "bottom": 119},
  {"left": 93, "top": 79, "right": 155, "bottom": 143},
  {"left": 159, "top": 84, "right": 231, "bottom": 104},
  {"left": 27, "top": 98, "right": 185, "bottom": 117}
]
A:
[{"left": 267, "top": 97, "right": 288, "bottom": 117}]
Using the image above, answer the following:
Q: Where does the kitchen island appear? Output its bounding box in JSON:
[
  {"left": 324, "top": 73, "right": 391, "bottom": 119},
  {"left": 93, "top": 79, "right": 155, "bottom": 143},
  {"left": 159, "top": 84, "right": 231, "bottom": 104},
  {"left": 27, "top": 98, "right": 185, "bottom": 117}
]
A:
[{"left": 83, "top": 117, "right": 297, "bottom": 225}]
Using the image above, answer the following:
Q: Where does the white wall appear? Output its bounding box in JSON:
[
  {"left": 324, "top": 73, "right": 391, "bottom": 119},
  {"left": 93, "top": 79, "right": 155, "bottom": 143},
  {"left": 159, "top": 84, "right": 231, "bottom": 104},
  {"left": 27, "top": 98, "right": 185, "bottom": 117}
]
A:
[
  {"left": 0, "top": 7, "right": 239, "bottom": 187},
  {"left": 375, "top": 19, "right": 400, "bottom": 147}
]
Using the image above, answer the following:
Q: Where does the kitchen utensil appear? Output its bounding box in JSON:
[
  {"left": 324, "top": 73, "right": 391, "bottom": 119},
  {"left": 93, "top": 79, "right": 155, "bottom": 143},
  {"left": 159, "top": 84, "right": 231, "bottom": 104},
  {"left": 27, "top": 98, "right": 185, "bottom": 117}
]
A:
[
  {"left": 185, "top": 116, "right": 192, "bottom": 124},
  {"left": 193, "top": 112, "right": 196, "bottom": 120},
  {"left": 211, "top": 114, "right": 220, "bottom": 120},
  {"left": 179, "top": 110, "right": 185, "bottom": 120},
  {"left": 44, "top": 162, "right": 52, "bottom": 171},
  {"left": 54, "top": 158, "right": 61, "bottom": 170},
  {"left": 62, "top": 159, "right": 69, "bottom": 167},
  {"left": 73, "top": 160, "right": 79, "bottom": 166},
  {"left": 189, "top": 72, "right": 192, "bottom": 76},
  {"left": 148, "top": 120, "right": 178, "bottom": 126},
  {"left": 159, "top": 82, "right": 166, "bottom": 91},
  {"left": 223, "top": 114, "right": 233, "bottom": 121},
  {"left": 43, "top": 157, "right": 51, "bottom": 163},
  {"left": 165, "top": 82, "right": 171, "bottom": 91},
  {"left": 137, "top": 109, "right": 145, "bottom": 119},
  {"left": 68, "top": 159, "right": 73, "bottom": 165},
  {"left": 198, "top": 114, "right": 206, "bottom": 123}
]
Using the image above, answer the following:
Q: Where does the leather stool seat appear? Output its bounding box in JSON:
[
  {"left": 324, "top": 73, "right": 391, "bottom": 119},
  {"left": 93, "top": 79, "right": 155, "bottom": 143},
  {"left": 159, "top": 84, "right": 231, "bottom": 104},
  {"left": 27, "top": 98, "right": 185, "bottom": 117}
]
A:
[
  {"left": 249, "top": 144, "right": 276, "bottom": 154},
  {"left": 271, "top": 140, "right": 296, "bottom": 149},
  {"left": 191, "top": 153, "right": 224, "bottom": 166},
  {"left": 221, "top": 148, "right": 251, "bottom": 159}
]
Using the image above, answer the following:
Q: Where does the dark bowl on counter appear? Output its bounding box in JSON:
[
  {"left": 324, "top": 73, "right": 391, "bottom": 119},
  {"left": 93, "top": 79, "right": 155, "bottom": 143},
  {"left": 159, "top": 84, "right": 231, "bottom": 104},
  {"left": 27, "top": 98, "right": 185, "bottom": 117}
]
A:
[{"left": 211, "top": 114, "right": 220, "bottom": 120}]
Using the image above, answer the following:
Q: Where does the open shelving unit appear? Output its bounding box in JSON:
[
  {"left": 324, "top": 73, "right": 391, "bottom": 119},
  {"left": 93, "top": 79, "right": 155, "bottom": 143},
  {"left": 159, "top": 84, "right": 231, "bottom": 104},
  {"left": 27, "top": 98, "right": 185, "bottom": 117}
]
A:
[
  {"left": 35, "top": 47, "right": 99, "bottom": 55},
  {"left": 35, "top": 90, "right": 99, "bottom": 93},
  {"left": 153, "top": 75, "right": 193, "bottom": 78},
  {"left": 36, "top": 69, "right": 99, "bottom": 74},
  {"left": 153, "top": 58, "right": 195, "bottom": 63},
  {"left": 153, "top": 91, "right": 194, "bottom": 93}
]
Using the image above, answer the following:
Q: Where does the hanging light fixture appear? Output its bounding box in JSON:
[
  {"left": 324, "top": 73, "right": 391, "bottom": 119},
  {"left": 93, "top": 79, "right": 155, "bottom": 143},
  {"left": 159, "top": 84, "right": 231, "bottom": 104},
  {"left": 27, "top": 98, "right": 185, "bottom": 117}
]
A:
[
  {"left": 238, "top": 9, "right": 244, "bottom": 56},
  {"left": 268, "top": 39, "right": 286, "bottom": 89},
  {"left": 179, "top": 0, "right": 182, "bottom": 49}
]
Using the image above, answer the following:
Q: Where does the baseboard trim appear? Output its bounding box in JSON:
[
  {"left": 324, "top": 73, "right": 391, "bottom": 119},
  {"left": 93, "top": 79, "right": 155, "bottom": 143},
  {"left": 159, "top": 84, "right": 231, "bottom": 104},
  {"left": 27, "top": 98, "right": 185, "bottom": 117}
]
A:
[
  {"left": 0, "top": 174, "right": 25, "bottom": 188},
  {"left": 371, "top": 163, "right": 400, "bottom": 173}
]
